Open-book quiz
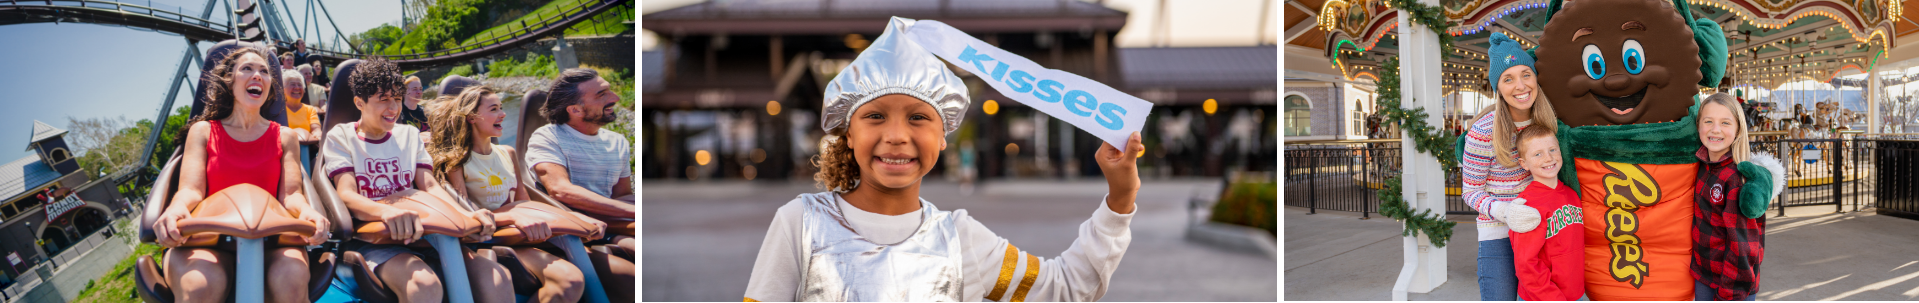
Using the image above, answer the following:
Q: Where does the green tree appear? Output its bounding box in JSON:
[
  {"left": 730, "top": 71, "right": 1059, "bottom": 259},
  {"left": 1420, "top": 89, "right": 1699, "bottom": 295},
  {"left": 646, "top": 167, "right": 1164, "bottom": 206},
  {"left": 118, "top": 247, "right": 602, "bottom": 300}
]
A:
[
  {"left": 149, "top": 106, "right": 192, "bottom": 170},
  {"left": 69, "top": 116, "right": 149, "bottom": 178},
  {"left": 348, "top": 24, "right": 406, "bottom": 54}
]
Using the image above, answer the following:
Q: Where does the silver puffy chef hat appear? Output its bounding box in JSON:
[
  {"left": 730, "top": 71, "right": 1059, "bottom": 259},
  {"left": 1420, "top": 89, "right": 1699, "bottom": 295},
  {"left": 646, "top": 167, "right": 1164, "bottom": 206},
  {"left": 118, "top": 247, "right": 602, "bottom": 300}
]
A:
[{"left": 820, "top": 17, "right": 970, "bottom": 135}]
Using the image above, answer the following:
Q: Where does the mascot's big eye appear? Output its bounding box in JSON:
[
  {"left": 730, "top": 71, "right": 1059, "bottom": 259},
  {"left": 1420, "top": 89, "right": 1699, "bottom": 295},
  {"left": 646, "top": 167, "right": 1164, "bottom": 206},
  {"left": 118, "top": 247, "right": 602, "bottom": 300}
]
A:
[
  {"left": 1622, "top": 39, "right": 1645, "bottom": 74},
  {"left": 1582, "top": 44, "right": 1606, "bottom": 80}
]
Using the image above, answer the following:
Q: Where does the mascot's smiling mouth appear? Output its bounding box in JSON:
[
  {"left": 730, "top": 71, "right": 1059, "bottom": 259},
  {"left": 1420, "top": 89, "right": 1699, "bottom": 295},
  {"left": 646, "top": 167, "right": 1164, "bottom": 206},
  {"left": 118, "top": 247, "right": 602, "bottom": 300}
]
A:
[{"left": 1596, "top": 87, "right": 1647, "bottom": 115}]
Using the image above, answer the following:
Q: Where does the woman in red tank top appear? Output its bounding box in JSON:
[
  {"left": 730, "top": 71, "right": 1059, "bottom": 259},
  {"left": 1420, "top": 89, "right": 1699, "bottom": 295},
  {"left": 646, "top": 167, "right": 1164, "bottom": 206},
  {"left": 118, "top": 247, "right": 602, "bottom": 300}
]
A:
[
  {"left": 149, "top": 47, "right": 330, "bottom": 303},
  {"left": 205, "top": 120, "right": 281, "bottom": 193}
]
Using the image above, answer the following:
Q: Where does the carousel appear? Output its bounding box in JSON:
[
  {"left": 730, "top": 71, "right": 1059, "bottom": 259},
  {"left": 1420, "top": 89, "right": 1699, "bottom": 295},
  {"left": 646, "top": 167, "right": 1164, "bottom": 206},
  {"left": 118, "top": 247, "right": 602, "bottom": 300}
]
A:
[
  {"left": 1285, "top": 0, "right": 1912, "bottom": 132},
  {"left": 1286, "top": 0, "right": 1913, "bottom": 187}
]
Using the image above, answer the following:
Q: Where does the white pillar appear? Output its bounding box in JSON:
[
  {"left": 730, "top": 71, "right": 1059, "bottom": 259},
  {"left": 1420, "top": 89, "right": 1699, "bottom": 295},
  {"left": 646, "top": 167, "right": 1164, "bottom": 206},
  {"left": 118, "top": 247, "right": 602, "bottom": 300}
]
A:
[
  {"left": 1391, "top": 4, "right": 1448, "bottom": 300},
  {"left": 1869, "top": 64, "right": 1882, "bottom": 132}
]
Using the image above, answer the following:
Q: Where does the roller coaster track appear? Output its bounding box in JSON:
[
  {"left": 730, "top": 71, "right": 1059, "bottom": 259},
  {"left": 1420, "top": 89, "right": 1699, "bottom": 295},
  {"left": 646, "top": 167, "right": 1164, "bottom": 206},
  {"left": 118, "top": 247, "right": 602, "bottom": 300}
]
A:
[
  {"left": 0, "top": 0, "right": 231, "bottom": 41},
  {"left": 0, "top": 0, "right": 633, "bottom": 69}
]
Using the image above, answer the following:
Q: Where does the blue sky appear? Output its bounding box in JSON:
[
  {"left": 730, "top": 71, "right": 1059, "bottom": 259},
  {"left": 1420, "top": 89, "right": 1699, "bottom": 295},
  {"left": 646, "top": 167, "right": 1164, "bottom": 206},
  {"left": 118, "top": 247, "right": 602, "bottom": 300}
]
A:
[{"left": 0, "top": 0, "right": 403, "bottom": 162}]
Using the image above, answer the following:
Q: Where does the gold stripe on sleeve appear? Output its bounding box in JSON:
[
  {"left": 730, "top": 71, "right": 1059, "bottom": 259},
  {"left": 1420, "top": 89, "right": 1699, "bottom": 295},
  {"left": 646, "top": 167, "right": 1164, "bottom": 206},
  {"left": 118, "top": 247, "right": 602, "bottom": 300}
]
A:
[
  {"left": 743, "top": 297, "right": 760, "bottom": 302},
  {"left": 1011, "top": 252, "right": 1041, "bottom": 302},
  {"left": 986, "top": 244, "right": 1021, "bottom": 301}
]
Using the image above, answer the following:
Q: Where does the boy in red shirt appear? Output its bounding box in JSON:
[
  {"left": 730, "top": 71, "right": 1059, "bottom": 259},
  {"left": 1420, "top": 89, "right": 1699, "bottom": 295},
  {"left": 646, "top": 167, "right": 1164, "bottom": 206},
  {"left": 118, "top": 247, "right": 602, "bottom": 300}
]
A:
[{"left": 1510, "top": 126, "right": 1585, "bottom": 301}]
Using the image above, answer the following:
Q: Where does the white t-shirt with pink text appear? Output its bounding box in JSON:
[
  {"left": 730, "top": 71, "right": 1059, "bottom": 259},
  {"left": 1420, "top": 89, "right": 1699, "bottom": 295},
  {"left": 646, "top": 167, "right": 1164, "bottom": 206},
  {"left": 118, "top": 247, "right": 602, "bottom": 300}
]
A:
[{"left": 322, "top": 122, "right": 434, "bottom": 200}]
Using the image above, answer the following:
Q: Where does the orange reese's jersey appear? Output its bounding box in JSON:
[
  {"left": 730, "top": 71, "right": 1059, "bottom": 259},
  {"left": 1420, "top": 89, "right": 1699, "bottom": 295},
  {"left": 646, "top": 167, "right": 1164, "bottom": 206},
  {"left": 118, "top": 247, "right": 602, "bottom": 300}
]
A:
[{"left": 1574, "top": 158, "right": 1697, "bottom": 301}]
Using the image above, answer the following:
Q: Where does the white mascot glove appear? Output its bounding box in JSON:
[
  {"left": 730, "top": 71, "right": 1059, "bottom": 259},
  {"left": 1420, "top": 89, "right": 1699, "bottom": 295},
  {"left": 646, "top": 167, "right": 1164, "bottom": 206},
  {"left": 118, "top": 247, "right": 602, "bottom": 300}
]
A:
[{"left": 1496, "top": 198, "right": 1543, "bottom": 233}]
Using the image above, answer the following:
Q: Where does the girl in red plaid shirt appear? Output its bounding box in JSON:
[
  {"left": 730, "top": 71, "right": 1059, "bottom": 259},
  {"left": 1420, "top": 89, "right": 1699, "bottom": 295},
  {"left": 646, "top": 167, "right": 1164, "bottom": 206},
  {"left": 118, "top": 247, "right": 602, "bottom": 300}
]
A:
[{"left": 1693, "top": 93, "right": 1785, "bottom": 301}]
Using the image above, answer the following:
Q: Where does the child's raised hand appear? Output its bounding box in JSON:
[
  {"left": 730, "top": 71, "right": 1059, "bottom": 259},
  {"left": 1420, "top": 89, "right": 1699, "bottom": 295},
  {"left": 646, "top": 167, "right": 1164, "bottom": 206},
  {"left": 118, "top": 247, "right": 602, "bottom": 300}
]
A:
[
  {"left": 1095, "top": 132, "right": 1145, "bottom": 214},
  {"left": 1096, "top": 132, "right": 1146, "bottom": 192}
]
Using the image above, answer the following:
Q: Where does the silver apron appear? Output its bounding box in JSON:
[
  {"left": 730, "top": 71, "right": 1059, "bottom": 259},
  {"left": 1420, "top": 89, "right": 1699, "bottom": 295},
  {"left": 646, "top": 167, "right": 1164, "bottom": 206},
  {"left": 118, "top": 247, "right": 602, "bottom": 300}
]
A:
[{"left": 797, "top": 192, "right": 964, "bottom": 302}]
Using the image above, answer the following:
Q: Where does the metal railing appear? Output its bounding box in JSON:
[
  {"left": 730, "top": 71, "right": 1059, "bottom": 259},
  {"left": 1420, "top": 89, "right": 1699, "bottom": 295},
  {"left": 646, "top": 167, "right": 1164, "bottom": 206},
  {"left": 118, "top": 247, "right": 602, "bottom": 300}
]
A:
[
  {"left": 1287, "top": 134, "right": 1897, "bottom": 218},
  {"left": 46, "top": 227, "right": 114, "bottom": 268},
  {"left": 306, "top": 0, "right": 628, "bottom": 62},
  {"left": 1283, "top": 141, "right": 1469, "bottom": 217},
  {"left": 1749, "top": 137, "right": 1878, "bottom": 215},
  {"left": 0, "top": 0, "right": 230, "bottom": 39},
  {"left": 1861, "top": 135, "right": 1919, "bottom": 219},
  {"left": 0, "top": 225, "right": 116, "bottom": 302},
  {"left": 3, "top": 0, "right": 631, "bottom": 67}
]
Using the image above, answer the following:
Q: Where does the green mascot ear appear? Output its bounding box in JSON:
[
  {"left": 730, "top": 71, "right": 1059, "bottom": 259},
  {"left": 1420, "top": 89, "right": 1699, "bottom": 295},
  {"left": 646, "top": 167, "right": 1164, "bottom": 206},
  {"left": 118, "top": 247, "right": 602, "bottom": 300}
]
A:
[
  {"left": 1673, "top": 0, "right": 1729, "bottom": 87},
  {"left": 1692, "top": 19, "right": 1728, "bottom": 87}
]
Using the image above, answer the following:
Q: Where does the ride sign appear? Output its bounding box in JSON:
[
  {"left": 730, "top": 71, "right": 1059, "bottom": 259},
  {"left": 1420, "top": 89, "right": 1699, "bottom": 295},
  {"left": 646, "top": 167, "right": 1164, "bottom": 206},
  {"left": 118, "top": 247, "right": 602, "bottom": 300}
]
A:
[
  {"left": 901, "top": 17, "right": 1153, "bottom": 148},
  {"left": 46, "top": 194, "right": 83, "bottom": 220}
]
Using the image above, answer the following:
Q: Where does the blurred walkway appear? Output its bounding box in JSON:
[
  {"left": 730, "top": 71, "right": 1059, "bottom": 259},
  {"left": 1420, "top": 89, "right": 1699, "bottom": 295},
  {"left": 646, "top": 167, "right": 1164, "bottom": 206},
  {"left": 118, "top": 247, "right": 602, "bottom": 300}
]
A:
[
  {"left": 642, "top": 179, "right": 1278, "bottom": 301},
  {"left": 1284, "top": 205, "right": 1919, "bottom": 300}
]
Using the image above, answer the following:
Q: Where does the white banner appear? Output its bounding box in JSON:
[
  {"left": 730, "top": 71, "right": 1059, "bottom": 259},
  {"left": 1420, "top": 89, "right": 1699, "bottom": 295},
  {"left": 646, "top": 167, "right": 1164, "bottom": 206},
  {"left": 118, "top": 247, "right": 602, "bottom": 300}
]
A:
[{"left": 904, "top": 19, "right": 1152, "bottom": 148}]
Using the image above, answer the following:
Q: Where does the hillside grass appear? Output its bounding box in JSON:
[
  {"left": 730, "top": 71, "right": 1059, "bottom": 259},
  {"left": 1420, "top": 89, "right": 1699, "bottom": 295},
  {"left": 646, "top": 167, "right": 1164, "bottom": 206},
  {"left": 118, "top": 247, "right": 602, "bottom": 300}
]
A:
[
  {"left": 356, "top": 0, "right": 631, "bottom": 57},
  {"left": 72, "top": 220, "right": 164, "bottom": 303},
  {"left": 379, "top": 0, "right": 487, "bottom": 55},
  {"left": 487, "top": 54, "right": 557, "bottom": 78}
]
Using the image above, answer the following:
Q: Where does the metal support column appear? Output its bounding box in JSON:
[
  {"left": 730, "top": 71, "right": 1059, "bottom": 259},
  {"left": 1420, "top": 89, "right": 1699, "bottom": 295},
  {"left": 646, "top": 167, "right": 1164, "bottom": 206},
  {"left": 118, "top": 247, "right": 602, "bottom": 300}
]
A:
[
  {"left": 275, "top": 0, "right": 302, "bottom": 39},
  {"left": 137, "top": 41, "right": 205, "bottom": 171}
]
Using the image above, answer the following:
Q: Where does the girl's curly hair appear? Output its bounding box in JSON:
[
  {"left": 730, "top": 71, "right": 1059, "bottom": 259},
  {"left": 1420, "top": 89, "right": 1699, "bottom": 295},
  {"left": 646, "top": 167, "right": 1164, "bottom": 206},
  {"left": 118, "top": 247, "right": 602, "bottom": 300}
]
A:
[{"left": 811, "top": 129, "right": 859, "bottom": 192}]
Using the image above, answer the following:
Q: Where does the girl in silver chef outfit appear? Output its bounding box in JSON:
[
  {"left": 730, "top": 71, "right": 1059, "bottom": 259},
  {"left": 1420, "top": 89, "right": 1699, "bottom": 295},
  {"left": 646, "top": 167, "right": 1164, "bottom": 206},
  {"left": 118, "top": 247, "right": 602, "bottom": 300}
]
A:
[{"left": 741, "top": 17, "right": 1147, "bottom": 302}]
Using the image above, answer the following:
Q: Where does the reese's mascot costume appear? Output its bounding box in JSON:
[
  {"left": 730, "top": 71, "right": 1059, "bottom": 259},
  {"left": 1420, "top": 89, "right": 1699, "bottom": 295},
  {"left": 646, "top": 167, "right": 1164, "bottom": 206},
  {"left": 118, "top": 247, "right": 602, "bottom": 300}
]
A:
[{"left": 1527, "top": 0, "right": 1776, "bottom": 299}]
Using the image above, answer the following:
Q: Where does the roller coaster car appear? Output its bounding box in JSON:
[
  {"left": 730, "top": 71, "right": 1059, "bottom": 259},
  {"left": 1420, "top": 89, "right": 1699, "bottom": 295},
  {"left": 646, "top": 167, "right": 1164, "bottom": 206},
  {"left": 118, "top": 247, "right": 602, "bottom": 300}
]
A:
[
  {"left": 310, "top": 59, "right": 503, "bottom": 303},
  {"left": 514, "top": 88, "right": 635, "bottom": 302},
  {"left": 135, "top": 40, "right": 350, "bottom": 303},
  {"left": 439, "top": 75, "right": 480, "bottom": 97},
  {"left": 449, "top": 87, "right": 622, "bottom": 303},
  {"left": 516, "top": 89, "right": 636, "bottom": 242}
]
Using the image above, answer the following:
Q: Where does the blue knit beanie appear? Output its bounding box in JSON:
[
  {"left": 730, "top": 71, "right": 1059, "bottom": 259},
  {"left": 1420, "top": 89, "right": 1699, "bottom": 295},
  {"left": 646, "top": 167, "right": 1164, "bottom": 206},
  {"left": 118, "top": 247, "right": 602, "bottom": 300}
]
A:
[{"left": 1486, "top": 33, "right": 1535, "bottom": 94}]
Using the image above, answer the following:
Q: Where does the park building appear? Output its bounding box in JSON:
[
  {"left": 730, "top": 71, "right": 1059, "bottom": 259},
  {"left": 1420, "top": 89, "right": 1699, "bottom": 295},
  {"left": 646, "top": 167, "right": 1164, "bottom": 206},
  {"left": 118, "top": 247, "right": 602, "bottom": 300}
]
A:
[{"left": 0, "top": 121, "right": 131, "bottom": 291}]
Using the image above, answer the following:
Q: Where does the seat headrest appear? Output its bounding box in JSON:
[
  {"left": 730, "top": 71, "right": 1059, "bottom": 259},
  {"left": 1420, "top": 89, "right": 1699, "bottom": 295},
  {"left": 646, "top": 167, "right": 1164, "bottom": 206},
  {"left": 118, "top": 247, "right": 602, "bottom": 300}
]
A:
[
  {"left": 438, "top": 75, "right": 479, "bottom": 97},
  {"left": 192, "top": 40, "right": 289, "bottom": 126},
  {"left": 515, "top": 88, "right": 550, "bottom": 155},
  {"left": 324, "top": 59, "right": 364, "bottom": 133},
  {"left": 304, "top": 54, "right": 328, "bottom": 85}
]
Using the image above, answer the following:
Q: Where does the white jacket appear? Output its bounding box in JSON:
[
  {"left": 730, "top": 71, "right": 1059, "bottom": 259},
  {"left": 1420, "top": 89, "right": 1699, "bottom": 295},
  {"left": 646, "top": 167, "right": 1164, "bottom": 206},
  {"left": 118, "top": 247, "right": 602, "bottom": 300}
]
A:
[{"left": 744, "top": 194, "right": 1133, "bottom": 302}]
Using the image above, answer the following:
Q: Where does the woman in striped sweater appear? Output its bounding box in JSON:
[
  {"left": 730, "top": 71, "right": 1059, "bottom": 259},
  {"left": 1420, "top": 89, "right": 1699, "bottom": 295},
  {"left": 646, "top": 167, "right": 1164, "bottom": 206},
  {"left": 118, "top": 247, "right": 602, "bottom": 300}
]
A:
[{"left": 1463, "top": 33, "right": 1560, "bottom": 301}]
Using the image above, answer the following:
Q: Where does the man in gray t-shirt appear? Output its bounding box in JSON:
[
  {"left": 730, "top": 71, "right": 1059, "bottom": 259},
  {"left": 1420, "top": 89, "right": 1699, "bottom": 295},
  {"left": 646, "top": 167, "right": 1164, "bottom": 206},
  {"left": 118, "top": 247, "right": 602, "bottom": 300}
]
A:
[
  {"left": 526, "top": 68, "right": 633, "bottom": 218},
  {"left": 526, "top": 124, "right": 630, "bottom": 202},
  {"left": 525, "top": 68, "right": 634, "bottom": 302}
]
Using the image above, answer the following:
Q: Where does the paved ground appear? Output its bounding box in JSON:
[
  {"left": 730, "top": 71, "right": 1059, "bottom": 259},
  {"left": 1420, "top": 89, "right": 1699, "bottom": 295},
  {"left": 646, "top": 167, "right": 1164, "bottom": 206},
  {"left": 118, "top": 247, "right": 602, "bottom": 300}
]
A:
[
  {"left": 1284, "top": 205, "right": 1919, "bottom": 301},
  {"left": 642, "top": 179, "right": 1279, "bottom": 301}
]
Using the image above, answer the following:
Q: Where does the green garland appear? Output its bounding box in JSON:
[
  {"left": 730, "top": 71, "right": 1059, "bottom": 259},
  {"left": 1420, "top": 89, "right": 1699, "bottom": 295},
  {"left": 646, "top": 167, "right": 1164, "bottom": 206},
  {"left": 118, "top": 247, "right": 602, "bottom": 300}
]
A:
[{"left": 1374, "top": 57, "right": 1460, "bottom": 248}]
